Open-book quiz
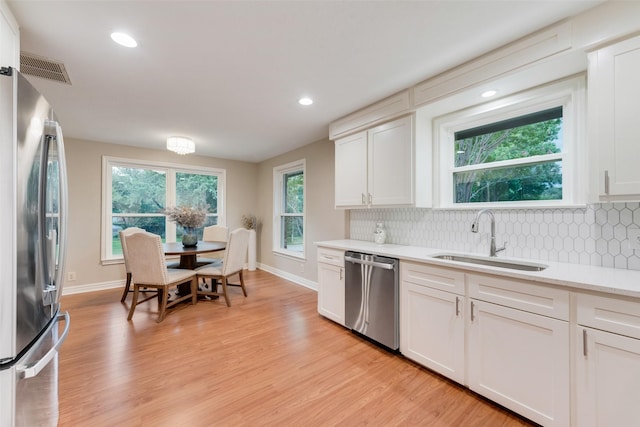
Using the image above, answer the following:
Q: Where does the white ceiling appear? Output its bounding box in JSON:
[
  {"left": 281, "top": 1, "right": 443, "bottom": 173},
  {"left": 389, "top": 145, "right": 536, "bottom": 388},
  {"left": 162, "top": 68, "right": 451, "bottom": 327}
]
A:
[{"left": 7, "top": 0, "right": 602, "bottom": 163}]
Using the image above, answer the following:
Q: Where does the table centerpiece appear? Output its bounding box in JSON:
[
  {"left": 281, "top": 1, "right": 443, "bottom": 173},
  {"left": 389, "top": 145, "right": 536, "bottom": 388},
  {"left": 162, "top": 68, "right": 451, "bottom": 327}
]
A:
[{"left": 164, "top": 205, "right": 207, "bottom": 247}]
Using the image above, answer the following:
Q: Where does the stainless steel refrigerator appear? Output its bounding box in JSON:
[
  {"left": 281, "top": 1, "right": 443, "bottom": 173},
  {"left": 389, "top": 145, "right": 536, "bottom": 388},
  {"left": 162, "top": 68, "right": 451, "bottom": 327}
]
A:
[{"left": 0, "top": 66, "right": 70, "bottom": 426}]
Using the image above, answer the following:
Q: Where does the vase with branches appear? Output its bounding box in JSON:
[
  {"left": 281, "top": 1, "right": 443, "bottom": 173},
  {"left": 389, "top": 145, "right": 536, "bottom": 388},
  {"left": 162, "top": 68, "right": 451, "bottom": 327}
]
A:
[{"left": 164, "top": 205, "right": 207, "bottom": 247}]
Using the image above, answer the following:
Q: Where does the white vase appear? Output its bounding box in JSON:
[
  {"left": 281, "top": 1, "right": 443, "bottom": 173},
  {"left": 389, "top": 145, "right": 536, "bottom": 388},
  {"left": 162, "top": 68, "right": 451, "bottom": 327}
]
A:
[{"left": 248, "top": 229, "right": 257, "bottom": 271}]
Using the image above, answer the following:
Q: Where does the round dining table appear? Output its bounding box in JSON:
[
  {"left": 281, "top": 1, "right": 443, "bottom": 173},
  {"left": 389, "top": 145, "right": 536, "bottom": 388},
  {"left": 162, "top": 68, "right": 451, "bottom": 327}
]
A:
[
  {"left": 163, "top": 241, "right": 226, "bottom": 296},
  {"left": 163, "top": 241, "right": 226, "bottom": 270}
]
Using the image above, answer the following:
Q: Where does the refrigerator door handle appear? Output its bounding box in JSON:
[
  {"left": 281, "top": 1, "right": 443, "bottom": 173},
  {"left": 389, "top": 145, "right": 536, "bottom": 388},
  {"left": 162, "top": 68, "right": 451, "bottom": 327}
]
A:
[
  {"left": 43, "top": 120, "right": 68, "bottom": 304},
  {"left": 53, "top": 121, "right": 68, "bottom": 304},
  {"left": 16, "top": 311, "right": 70, "bottom": 379}
]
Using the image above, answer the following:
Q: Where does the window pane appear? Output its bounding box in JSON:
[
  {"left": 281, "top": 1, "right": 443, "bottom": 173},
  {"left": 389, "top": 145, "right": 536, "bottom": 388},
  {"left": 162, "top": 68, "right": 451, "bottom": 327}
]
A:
[
  {"left": 454, "top": 108, "right": 563, "bottom": 167},
  {"left": 281, "top": 216, "right": 303, "bottom": 252},
  {"left": 112, "top": 167, "right": 166, "bottom": 213},
  {"left": 284, "top": 171, "right": 304, "bottom": 214},
  {"left": 111, "top": 216, "right": 166, "bottom": 255},
  {"left": 176, "top": 172, "right": 218, "bottom": 213},
  {"left": 454, "top": 161, "right": 562, "bottom": 203}
]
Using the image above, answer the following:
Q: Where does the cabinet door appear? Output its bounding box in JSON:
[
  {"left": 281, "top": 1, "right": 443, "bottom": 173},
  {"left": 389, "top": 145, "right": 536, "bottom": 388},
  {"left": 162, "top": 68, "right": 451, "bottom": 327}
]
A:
[
  {"left": 368, "top": 115, "right": 414, "bottom": 206},
  {"left": 317, "top": 262, "right": 345, "bottom": 325},
  {"left": 592, "top": 35, "right": 640, "bottom": 197},
  {"left": 334, "top": 131, "right": 368, "bottom": 207},
  {"left": 467, "top": 299, "right": 570, "bottom": 427},
  {"left": 575, "top": 327, "right": 640, "bottom": 427},
  {"left": 400, "top": 282, "right": 464, "bottom": 383},
  {"left": 0, "top": 2, "right": 20, "bottom": 69}
]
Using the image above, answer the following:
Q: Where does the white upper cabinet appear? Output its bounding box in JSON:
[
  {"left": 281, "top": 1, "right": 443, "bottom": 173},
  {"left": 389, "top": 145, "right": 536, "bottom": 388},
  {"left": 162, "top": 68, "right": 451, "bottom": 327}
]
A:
[
  {"left": 589, "top": 34, "right": 640, "bottom": 200},
  {"left": 0, "top": 1, "right": 20, "bottom": 69},
  {"left": 334, "top": 115, "right": 414, "bottom": 208},
  {"left": 334, "top": 131, "right": 368, "bottom": 207}
]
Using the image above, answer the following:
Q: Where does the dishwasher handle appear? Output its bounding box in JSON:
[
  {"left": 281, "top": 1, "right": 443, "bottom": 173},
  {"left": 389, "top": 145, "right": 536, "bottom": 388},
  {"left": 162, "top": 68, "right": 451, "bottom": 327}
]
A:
[{"left": 344, "top": 255, "right": 395, "bottom": 270}]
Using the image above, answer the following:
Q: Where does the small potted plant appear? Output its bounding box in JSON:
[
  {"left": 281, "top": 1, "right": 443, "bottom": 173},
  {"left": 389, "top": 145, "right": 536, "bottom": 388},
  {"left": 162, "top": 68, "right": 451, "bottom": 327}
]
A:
[
  {"left": 164, "top": 205, "right": 207, "bottom": 247},
  {"left": 242, "top": 214, "right": 258, "bottom": 271}
]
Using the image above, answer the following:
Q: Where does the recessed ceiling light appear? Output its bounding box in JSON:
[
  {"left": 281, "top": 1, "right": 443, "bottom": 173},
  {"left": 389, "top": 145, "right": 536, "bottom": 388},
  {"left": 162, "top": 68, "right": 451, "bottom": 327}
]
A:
[
  {"left": 110, "top": 32, "right": 137, "bottom": 48},
  {"left": 481, "top": 90, "right": 497, "bottom": 98},
  {"left": 298, "top": 97, "right": 313, "bottom": 106}
]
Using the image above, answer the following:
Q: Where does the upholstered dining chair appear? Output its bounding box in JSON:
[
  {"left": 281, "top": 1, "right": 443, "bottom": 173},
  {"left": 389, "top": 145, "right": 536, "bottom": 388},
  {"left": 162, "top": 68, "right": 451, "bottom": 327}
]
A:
[
  {"left": 196, "top": 224, "right": 229, "bottom": 267},
  {"left": 196, "top": 228, "right": 249, "bottom": 306},
  {"left": 125, "top": 231, "right": 198, "bottom": 322},
  {"left": 119, "top": 227, "right": 181, "bottom": 301},
  {"left": 119, "top": 227, "right": 145, "bottom": 302}
]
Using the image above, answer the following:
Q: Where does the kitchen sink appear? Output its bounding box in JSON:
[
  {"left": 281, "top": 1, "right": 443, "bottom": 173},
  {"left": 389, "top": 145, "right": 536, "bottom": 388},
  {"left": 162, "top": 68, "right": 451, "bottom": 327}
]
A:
[{"left": 431, "top": 253, "right": 548, "bottom": 271}]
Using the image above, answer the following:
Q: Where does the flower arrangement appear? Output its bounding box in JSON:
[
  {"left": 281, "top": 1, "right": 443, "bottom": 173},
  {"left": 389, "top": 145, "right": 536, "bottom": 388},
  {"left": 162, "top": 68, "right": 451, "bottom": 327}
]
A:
[
  {"left": 164, "top": 205, "right": 207, "bottom": 229},
  {"left": 241, "top": 214, "right": 257, "bottom": 230}
]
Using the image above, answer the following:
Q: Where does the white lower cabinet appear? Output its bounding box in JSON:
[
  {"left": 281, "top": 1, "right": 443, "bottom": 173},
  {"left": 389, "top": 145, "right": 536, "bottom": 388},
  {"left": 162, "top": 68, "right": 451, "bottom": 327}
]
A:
[
  {"left": 575, "top": 292, "right": 640, "bottom": 426},
  {"left": 400, "top": 262, "right": 571, "bottom": 426},
  {"left": 317, "top": 247, "right": 345, "bottom": 325},
  {"left": 467, "top": 273, "right": 570, "bottom": 427},
  {"left": 401, "top": 282, "right": 465, "bottom": 383},
  {"left": 575, "top": 327, "right": 640, "bottom": 427},
  {"left": 467, "top": 299, "right": 570, "bottom": 426}
]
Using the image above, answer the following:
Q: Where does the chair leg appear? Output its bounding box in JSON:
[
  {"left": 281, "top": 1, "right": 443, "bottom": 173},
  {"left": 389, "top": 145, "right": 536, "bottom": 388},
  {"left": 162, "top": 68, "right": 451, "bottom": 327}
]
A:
[
  {"left": 238, "top": 270, "right": 247, "bottom": 297},
  {"left": 157, "top": 287, "right": 169, "bottom": 323},
  {"left": 127, "top": 284, "right": 139, "bottom": 320},
  {"left": 121, "top": 273, "right": 132, "bottom": 303},
  {"left": 220, "top": 277, "right": 231, "bottom": 307}
]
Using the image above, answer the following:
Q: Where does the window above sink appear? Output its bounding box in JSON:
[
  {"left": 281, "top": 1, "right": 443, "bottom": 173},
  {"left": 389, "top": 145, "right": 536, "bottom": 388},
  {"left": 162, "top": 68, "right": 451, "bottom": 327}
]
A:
[{"left": 432, "top": 74, "right": 586, "bottom": 210}]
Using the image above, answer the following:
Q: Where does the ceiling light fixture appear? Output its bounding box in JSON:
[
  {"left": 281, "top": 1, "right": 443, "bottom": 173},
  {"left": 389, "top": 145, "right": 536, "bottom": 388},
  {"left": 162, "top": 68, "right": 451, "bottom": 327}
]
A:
[
  {"left": 481, "top": 89, "right": 497, "bottom": 98},
  {"left": 110, "top": 32, "right": 138, "bottom": 48},
  {"left": 166, "top": 136, "right": 195, "bottom": 155},
  {"left": 298, "top": 97, "right": 313, "bottom": 106}
]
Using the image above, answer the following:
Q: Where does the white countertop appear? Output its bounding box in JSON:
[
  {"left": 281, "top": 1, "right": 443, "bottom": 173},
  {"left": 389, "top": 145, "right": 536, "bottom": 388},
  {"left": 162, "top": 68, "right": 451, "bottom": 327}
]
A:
[{"left": 316, "top": 239, "right": 640, "bottom": 299}]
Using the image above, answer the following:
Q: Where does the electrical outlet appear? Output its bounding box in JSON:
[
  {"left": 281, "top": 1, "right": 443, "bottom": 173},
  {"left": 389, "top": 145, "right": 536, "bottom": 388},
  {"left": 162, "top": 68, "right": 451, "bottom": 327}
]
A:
[
  {"left": 629, "top": 229, "right": 640, "bottom": 251},
  {"left": 67, "top": 272, "right": 76, "bottom": 281},
  {"left": 299, "top": 263, "right": 304, "bottom": 273}
]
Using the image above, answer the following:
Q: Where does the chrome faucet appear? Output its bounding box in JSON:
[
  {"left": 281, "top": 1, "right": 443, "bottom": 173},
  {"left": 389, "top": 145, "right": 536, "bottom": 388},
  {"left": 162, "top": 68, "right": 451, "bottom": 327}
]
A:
[{"left": 471, "top": 209, "right": 506, "bottom": 257}]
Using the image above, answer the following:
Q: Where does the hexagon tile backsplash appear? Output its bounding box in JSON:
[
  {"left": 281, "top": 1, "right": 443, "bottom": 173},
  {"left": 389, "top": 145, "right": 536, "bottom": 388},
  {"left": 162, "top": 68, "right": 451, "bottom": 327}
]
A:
[{"left": 349, "top": 203, "right": 640, "bottom": 271}]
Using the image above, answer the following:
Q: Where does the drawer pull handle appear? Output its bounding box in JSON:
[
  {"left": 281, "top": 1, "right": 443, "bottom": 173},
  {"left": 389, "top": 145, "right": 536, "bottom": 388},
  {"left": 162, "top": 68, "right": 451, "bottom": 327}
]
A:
[
  {"left": 470, "top": 301, "right": 475, "bottom": 322},
  {"left": 583, "top": 329, "right": 588, "bottom": 357},
  {"left": 455, "top": 297, "right": 460, "bottom": 317}
]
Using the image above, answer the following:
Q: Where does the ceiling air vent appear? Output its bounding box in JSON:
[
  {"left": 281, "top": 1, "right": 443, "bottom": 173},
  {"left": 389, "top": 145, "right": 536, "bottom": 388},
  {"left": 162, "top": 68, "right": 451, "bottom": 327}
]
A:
[{"left": 20, "top": 52, "right": 71, "bottom": 85}]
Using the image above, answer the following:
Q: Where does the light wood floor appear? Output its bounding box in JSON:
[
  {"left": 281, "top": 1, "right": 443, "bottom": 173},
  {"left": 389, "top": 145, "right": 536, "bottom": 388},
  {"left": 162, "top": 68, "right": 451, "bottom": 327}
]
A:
[{"left": 58, "top": 269, "right": 535, "bottom": 427}]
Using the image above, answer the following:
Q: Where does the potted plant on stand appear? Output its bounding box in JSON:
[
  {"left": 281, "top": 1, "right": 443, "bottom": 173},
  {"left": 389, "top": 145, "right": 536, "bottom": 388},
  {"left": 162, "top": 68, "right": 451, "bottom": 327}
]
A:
[
  {"left": 242, "top": 214, "right": 258, "bottom": 271},
  {"left": 165, "top": 205, "right": 207, "bottom": 247}
]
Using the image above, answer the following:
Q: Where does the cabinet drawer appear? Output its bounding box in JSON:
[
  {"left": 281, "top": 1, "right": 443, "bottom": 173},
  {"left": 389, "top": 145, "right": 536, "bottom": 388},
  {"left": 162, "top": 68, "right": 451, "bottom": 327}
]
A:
[
  {"left": 468, "top": 273, "right": 569, "bottom": 320},
  {"left": 317, "top": 247, "right": 344, "bottom": 267},
  {"left": 577, "top": 292, "right": 640, "bottom": 340},
  {"left": 401, "top": 261, "right": 465, "bottom": 295}
]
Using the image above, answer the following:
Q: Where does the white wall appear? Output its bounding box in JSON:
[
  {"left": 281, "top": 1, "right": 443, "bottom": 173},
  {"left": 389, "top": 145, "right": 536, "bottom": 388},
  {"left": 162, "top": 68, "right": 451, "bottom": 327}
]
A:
[{"left": 256, "top": 138, "right": 347, "bottom": 289}]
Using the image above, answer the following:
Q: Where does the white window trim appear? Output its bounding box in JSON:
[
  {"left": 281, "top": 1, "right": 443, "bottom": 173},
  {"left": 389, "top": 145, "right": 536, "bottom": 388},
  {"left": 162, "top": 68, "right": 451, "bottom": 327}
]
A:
[
  {"left": 434, "top": 75, "right": 586, "bottom": 209},
  {"left": 273, "top": 159, "right": 306, "bottom": 260},
  {"left": 101, "top": 156, "right": 226, "bottom": 264}
]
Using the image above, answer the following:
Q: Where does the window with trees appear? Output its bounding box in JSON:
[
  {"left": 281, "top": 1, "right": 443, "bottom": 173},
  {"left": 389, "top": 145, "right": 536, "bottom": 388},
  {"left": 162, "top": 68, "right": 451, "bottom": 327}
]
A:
[
  {"left": 273, "top": 159, "right": 305, "bottom": 259},
  {"left": 436, "top": 76, "right": 585, "bottom": 208},
  {"left": 102, "top": 157, "right": 225, "bottom": 262}
]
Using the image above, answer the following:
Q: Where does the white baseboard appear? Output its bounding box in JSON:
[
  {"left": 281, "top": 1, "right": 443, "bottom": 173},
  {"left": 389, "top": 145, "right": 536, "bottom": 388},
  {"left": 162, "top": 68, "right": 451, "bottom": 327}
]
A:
[
  {"left": 62, "top": 279, "right": 124, "bottom": 295},
  {"left": 60, "top": 266, "right": 317, "bottom": 296},
  {"left": 255, "top": 263, "right": 318, "bottom": 291}
]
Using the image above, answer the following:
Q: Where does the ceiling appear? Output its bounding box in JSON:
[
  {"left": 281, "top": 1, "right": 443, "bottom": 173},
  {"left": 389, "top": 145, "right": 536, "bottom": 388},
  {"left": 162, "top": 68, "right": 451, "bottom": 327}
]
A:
[{"left": 7, "top": 0, "right": 602, "bottom": 163}]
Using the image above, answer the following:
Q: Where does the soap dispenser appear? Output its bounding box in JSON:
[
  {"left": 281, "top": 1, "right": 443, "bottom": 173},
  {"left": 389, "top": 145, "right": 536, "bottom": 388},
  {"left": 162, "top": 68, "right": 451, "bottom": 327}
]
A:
[{"left": 374, "top": 222, "right": 386, "bottom": 245}]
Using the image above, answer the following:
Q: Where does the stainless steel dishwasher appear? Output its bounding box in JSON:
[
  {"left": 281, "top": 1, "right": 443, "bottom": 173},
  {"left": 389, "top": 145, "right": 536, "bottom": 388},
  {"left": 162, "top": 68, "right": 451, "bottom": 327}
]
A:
[{"left": 344, "top": 251, "right": 399, "bottom": 350}]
